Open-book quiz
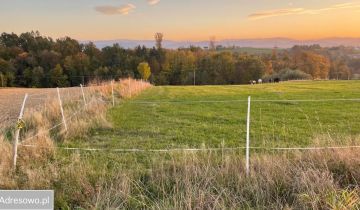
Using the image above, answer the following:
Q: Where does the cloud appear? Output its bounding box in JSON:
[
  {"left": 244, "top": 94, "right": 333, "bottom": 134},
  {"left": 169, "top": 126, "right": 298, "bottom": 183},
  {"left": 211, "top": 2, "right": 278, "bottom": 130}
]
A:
[
  {"left": 249, "top": 2, "right": 360, "bottom": 20},
  {"left": 147, "top": 0, "right": 160, "bottom": 6},
  {"left": 95, "top": 4, "right": 136, "bottom": 15},
  {"left": 249, "top": 8, "right": 305, "bottom": 19}
]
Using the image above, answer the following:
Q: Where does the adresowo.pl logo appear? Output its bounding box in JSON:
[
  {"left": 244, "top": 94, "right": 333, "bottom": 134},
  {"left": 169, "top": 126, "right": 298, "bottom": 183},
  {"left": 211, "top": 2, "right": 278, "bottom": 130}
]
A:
[
  {"left": 0, "top": 196, "right": 50, "bottom": 205},
  {"left": 0, "top": 190, "right": 53, "bottom": 210}
]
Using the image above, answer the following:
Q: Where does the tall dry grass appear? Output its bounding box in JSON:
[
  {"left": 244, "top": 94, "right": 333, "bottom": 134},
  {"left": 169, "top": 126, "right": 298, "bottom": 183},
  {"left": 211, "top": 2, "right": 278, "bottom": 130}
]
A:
[
  {"left": 0, "top": 79, "right": 151, "bottom": 189},
  {"left": 85, "top": 147, "right": 360, "bottom": 209},
  {"left": 2, "top": 134, "right": 360, "bottom": 208}
]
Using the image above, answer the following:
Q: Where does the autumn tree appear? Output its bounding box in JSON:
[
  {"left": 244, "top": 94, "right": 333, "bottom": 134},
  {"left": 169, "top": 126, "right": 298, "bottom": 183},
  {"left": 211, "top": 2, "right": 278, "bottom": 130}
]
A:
[
  {"left": 1, "top": 31, "right": 359, "bottom": 87},
  {"left": 297, "top": 51, "right": 330, "bottom": 79},
  {"left": 137, "top": 62, "right": 151, "bottom": 81},
  {"left": 264, "top": 60, "right": 274, "bottom": 75},
  {"left": 330, "top": 59, "right": 351, "bottom": 80}
]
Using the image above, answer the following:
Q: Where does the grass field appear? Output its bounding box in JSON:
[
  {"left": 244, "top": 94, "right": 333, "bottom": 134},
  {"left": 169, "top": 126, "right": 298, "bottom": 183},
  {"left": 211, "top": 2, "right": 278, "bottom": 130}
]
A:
[
  {"left": 3, "top": 80, "right": 360, "bottom": 209},
  {"left": 67, "top": 80, "right": 360, "bottom": 151}
]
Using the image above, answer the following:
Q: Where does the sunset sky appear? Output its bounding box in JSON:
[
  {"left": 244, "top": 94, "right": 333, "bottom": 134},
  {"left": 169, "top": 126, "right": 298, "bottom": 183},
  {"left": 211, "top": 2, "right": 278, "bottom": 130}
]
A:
[{"left": 1, "top": 0, "right": 360, "bottom": 41}]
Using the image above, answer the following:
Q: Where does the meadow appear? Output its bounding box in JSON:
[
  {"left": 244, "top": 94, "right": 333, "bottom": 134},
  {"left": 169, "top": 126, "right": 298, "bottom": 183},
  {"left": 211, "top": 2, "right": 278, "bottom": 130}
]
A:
[
  {"left": 69, "top": 80, "right": 360, "bottom": 150},
  {"left": 2, "top": 80, "right": 360, "bottom": 209}
]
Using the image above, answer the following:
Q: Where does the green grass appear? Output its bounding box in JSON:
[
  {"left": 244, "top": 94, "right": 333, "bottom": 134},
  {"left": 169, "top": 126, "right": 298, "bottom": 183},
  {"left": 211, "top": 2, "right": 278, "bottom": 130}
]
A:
[{"left": 66, "top": 80, "right": 360, "bottom": 151}]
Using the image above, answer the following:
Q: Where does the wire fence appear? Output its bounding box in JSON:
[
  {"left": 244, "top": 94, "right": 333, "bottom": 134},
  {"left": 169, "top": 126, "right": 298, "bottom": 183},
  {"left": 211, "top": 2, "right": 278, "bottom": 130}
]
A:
[
  {"left": 2, "top": 82, "right": 360, "bottom": 172},
  {"left": 11, "top": 96, "right": 360, "bottom": 152}
]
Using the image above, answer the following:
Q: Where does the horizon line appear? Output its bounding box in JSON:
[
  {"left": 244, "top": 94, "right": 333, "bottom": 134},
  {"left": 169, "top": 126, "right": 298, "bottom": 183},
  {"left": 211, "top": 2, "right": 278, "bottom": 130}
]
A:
[{"left": 80, "top": 36, "right": 360, "bottom": 42}]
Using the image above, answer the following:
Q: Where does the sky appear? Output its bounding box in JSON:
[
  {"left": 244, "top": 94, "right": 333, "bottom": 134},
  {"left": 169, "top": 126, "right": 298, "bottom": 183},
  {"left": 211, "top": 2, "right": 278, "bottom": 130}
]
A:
[{"left": 1, "top": 0, "right": 360, "bottom": 41}]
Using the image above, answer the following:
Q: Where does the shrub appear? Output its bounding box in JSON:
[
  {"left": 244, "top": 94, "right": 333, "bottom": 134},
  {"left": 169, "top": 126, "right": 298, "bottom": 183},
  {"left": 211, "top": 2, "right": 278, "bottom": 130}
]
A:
[{"left": 263, "top": 69, "right": 313, "bottom": 82}]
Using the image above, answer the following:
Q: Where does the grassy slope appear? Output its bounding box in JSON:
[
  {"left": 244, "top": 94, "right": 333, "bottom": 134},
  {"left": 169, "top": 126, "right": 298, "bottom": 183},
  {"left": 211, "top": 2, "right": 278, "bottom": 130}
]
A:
[{"left": 66, "top": 81, "right": 360, "bottom": 151}]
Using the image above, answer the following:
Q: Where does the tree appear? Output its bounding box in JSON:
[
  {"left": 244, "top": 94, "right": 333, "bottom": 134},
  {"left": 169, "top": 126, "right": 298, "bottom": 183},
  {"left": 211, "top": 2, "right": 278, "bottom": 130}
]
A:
[
  {"left": 137, "top": 62, "right": 151, "bottom": 81},
  {"left": 234, "top": 55, "right": 265, "bottom": 84},
  {"left": 54, "top": 37, "right": 82, "bottom": 58},
  {"left": 0, "top": 58, "right": 15, "bottom": 86},
  {"left": 38, "top": 50, "right": 61, "bottom": 71},
  {"left": 64, "top": 52, "right": 90, "bottom": 85},
  {"left": 84, "top": 42, "right": 102, "bottom": 73},
  {"left": 23, "top": 66, "right": 44, "bottom": 87},
  {"left": 50, "top": 64, "right": 68, "bottom": 87},
  {"left": 297, "top": 51, "right": 330, "bottom": 79},
  {"left": 94, "top": 66, "right": 111, "bottom": 80},
  {"left": 330, "top": 59, "right": 351, "bottom": 80},
  {"left": 211, "top": 52, "right": 235, "bottom": 84},
  {"left": 155, "top": 33, "right": 163, "bottom": 50},
  {"left": 264, "top": 60, "right": 274, "bottom": 75},
  {"left": 0, "top": 32, "right": 20, "bottom": 47}
]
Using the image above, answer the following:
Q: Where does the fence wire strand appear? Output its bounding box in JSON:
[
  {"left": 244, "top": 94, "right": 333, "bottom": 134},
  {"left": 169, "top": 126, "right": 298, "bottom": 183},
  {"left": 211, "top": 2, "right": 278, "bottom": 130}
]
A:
[
  {"left": 128, "top": 98, "right": 360, "bottom": 104},
  {"left": 18, "top": 144, "right": 360, "bottom": 153}
]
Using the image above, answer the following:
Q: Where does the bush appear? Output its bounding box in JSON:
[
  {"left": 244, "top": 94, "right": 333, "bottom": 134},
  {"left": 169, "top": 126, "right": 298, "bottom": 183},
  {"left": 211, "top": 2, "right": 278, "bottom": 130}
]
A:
[{"left": 263, "top": 69, "right": 313, "bottom": 82}]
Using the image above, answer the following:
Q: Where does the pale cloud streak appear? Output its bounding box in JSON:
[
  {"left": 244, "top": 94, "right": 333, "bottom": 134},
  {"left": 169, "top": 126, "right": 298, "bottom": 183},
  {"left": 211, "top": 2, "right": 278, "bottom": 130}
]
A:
[
  {"left": 249, "top": 2, "right": 360, "bottom": 20},
  {"left": 147, "top": 0, "right": 160, "bottom": 6},
  {"left": 95, "top": 4, "right": 136, "bottom": 15}
]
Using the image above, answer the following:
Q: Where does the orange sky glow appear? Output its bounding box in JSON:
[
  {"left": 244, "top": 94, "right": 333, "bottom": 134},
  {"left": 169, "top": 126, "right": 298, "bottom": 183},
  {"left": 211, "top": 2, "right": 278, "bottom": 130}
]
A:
[{"left": 1, "top": 0, "right": 360, "bottom": 41}]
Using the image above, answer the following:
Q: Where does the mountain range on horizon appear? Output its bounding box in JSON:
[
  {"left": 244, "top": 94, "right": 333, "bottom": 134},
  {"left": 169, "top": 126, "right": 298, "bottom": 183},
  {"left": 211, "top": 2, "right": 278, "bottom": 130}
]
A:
[{"left": 85, "top": 37, "right": 360, "bottom": 50}]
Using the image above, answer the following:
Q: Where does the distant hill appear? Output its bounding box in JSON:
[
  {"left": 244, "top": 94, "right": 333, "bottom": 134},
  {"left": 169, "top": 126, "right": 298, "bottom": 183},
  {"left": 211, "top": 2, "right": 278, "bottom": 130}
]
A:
[{"left": 83, "top": 38, "right": 360, "bottom": 49}]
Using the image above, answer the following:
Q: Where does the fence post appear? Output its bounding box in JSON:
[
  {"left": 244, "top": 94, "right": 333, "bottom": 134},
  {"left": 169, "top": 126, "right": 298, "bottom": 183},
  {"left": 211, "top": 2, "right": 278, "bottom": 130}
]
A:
[
  {"left": 12, "top": 93, "right": 28, "bottom": 168},
  {"left": 57, "top": 87, "right": 68, "bottom": 131},
  {"left": 80, "top": 84, "right": 87, "bottom": 105},
  {"left": 111, "top": 80, "right": 115, "bottom": 107},
  {"left": 246, "top": 96, "right": 251, "bottom": 176}
]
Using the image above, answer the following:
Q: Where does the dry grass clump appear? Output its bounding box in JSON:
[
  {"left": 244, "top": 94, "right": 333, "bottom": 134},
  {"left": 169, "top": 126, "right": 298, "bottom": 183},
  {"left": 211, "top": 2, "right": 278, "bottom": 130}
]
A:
[
  {"left": 87, "top": 78, "right": 151, "bottom": 101},
  {"left": 19, "top": 130, "right": 55, "bottom": 162},
  {"left": 118, "top": 78, "right": 152, "bottom": 99},
  {"left": 313, "top": 134, "right": 360, "bottom": 147},
  {"left": 0, "top": 136, "right": 14, "bottom": 187},
  {"left": 63, "top": 97, "right": 111, "bottom": 140},
  {"left": 126, "top": 149, "right": 360, "bottom": 209}
]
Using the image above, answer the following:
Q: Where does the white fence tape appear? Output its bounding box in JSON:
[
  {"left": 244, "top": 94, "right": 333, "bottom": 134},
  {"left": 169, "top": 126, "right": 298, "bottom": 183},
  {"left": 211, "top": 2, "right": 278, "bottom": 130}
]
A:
[
  {"left": 17, "top": 144, "right": 360, "bottom": 153},
  {"left": 128, "top": 98, "right": 360, "bottom": 104}
]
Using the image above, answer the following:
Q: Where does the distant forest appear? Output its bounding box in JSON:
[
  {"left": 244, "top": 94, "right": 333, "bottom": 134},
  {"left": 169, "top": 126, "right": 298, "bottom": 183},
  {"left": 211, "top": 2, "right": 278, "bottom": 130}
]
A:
[{"left": 0, "top": 31, "right": 360, "bottom": 87}]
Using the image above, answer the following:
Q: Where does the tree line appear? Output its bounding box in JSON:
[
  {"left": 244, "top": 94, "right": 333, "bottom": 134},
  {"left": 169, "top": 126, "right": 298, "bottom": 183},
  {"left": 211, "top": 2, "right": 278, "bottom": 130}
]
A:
[{"left": 0, "top": 31, "right": 359, "bottom": 88}]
